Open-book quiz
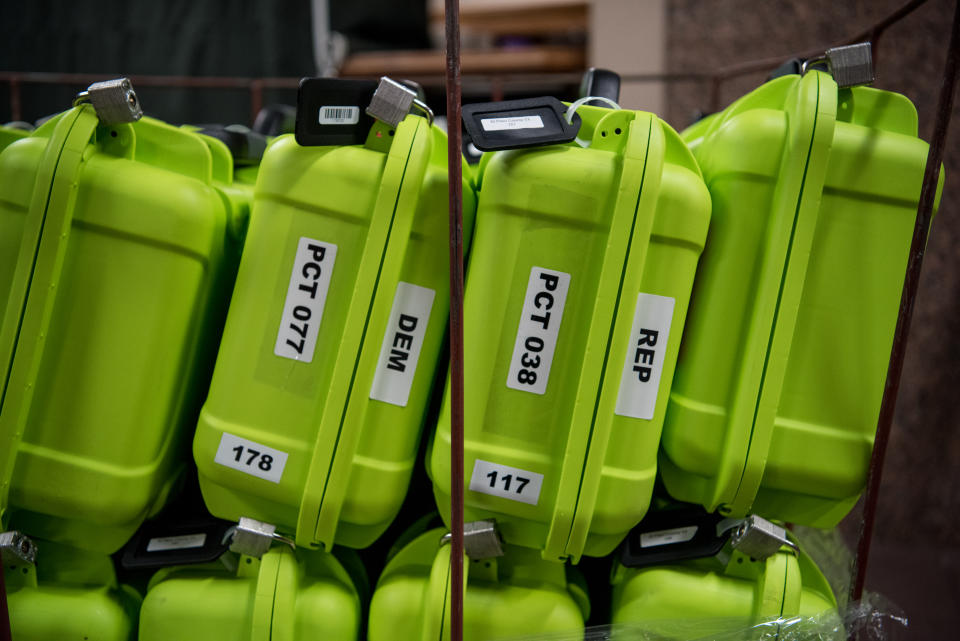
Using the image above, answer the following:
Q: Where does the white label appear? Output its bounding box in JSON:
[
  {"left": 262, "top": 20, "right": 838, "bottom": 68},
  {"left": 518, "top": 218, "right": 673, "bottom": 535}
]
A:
[
  {"left": 274, "top": 237, "right": 337, "bottom": 363},
  {"left": 319, "top": 105, "right": 360, "bottom": 125},
  {"left": 469, "top": 459, "right": 544, "bottom": 506},
  {"left": 506, "top": 267, "right": 570, "bottom": 395},
  {"left": 146, "top": 533, "right": 207, "bottom": 552},
  {"left": 639, "top": 526, "right": 698, "bottom": 548},
  {"left": 214, "top": 432, "right": 289, "bottom": 484},
  {"left": 614, "top": 293, "right": 675, "bottom": 420},
  {"left": 369, "top": 282, "right": 436, "bottom": 407},
  {"left": 480, "top": 115, "right": 545, "bottom": 132}
]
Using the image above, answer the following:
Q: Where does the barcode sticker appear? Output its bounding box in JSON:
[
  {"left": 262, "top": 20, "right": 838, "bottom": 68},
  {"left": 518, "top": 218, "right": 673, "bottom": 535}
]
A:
[
  {"left": 481, "top": 115, "right": 545, "bottom": 131},
  {"left": 639, "top": 526, "right": 698, "bottom": 548},
  {"left": 214, "top": 433, "right": 289, "bottom": 484},
  {"left": 469, "top": 459, "right": 544, "bottom": 506},
  {"left": 615, "top": 293, "right": 675, "bottom": 420},
  {"left": 319, "top": 105, "right": 361, "bottom": 125},
  {"left": 146, "top": 533, "right": 207, "bottom": 552}
]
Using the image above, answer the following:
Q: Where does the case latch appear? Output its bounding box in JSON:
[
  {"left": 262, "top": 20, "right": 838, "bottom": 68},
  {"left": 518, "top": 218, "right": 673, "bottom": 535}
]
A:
[
  {"left": 74, "top": 77, "right": 143, "bottom": 124},
  {"left": 366, "top": 76, "right": 433, "bottom": 127},
  {"left": 721, "top": 514, "right": 797, "bottom": 560},
  {"left": 441, "top": 520, "right": 504, "bottom": 560},
  {"left": 0, "top": 531, "right": 37, "bottom": 567},
  {"left": 225, "top": 517, "right": 295, "bottom": 558},
  {"left": 803, "top": 42, "right": 874, "bottom": 88}
]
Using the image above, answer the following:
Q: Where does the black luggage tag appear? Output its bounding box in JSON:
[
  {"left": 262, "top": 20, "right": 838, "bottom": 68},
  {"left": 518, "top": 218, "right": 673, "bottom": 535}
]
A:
[
  {"left": 197, "top": 124, "right": 268, "bottom": 165},
  {"left": 579, "top": 68, "right": 621, "bottom": 106},
  {"left": 462, "top": 97, "right": 581, "bottom": 151},
  {"left": 619, "top": 506, "right": 729, "bottom": 568},
  {"left": 120, "top": 517, "right": 234, "bottom": 569},
  {"left": 295, "top": 78, "right": 379, "bottom": 146}
]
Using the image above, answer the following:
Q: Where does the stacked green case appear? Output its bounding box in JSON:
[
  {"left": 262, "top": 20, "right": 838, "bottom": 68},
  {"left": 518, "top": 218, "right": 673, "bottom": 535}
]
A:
[
  {"left": 195, "top": 114, "right": 476, "bottom": 550},
  {"left": 430, "top": 103, "right": 711, "bottom": 562},
  {"left": 662, "top": 71, "right": 942, "bottom": 527}
]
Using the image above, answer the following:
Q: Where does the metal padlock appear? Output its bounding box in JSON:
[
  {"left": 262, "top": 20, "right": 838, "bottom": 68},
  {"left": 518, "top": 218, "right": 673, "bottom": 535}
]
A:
[
  {"left": 74, "top": 77, "right": 143, "bottom": 124},
  {"left": 441, "top": 520, "right": 504, "bottom": 560},
  {"left": 365, "top": 76, "right": 433, "bottom": 127},
  {"left": 721, "top": 515, "right": 797, "bottom": 560},
  {"left": 224, "top": 517, "right": 294, "bottom": 558},
  {"left": 803, "top": 42, "right": 874, "bottom": 88},
  {"left": 0, "top": 530, "right": 37, "bottom": 567}
]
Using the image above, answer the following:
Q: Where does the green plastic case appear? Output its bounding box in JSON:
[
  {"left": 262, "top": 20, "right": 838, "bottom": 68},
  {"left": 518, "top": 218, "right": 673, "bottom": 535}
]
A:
[
  {"left": 662, "top": 71, "right": 943, "bottom": 527},
  {"left": 5, "top": 540, "right": 141, "bottom": 641},
  {"left": 430, "top": 103, "right": 711, "bottom": 562},
  {"left": 368, "top": 527, "right": 589, "bottom": 641},
  {"left": 0, "top": 107, "right": 245, "bottom": 553},
  {"left": 194, "top": 115, "right": 477, "bottom": 550},
  {"left": 140, "top": 545, "right": 362, "bottom": 641},
  {"left": 611, "top": 542, "right": 836, "bottom": 638}
]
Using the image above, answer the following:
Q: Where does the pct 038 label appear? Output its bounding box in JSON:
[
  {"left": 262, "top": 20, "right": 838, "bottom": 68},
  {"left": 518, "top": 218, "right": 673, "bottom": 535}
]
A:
[
  {"left": 469, "top": 459, "right": 544, "bottom": 506},
  {"left": 614, "top": 292, "right": 675, "bottom": 420},
  {"left": 506, "top": 267, "right": 570, "bottom": 395},
  {"left": 274, "top": 237, "right": 337, "bottom": 363},
  {"left": 214, "top": 432, "right": 289, "bottom": 484},
  {"left": 369, "top": 282, "right": 435, "bottom": 407}
]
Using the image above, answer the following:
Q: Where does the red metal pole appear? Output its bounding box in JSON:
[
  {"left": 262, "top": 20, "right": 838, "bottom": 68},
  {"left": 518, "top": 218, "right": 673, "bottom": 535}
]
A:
[
  {"left": 444, "top": 1, "right": 465, "bottom": 641},
  {"left": 850, "top": 0, "right": 960, "bottom": 606}
]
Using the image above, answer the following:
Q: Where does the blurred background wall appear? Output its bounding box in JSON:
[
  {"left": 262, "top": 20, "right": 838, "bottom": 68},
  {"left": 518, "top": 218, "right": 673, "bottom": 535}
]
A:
[{"left": 2, "top": 0, "right": 957, "bottom": 636}]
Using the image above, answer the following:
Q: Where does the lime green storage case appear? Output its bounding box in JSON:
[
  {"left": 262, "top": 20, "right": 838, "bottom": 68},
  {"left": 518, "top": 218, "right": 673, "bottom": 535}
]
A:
[
  {"left": 139, "top": 545, "right": 361, "bottom": 641},
  {"left": 612, "top": 543, "right": 836, "bottom": 638},
  {"left": 368, "top": 527, "right": 588, "bottom": 641},
  {"left": 195, "top": 115, "right": 476, "bottom": 550},
  {"left": 6, "top": 539, "right": 141, "bottom": 641},
  {"left": 430, "top": 104, "right": 711, "bottom": 562},
  {"left": 661, "top": 71, "right": 942, "bottom": 527},
  {"left": 0, "top": 107, "right": 246, "bottom": 553}
]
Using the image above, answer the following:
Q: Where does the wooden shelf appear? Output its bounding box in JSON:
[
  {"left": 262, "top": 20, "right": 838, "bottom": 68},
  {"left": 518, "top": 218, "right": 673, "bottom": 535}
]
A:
[{"left": 340, "top": 45, "right": 586, "bottom": 77}]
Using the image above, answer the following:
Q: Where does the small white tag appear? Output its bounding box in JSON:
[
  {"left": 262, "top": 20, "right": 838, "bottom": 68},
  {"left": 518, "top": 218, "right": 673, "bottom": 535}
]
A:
[
  {"left": 370, "top": 282, "right": 436, "bottom": 407},
  {"left": 480, "top": 115, "right": 545, "bottom": 132},
  {"left": 639, "top": 526, "right": 698, "bottom": 548},
  {"left": 274, "top": 237, "right": 337, "bottom": 363},
  {"left": 319, "top": 105, "right": 360, "bottom": 125},
  {"left": 214, "top": 433, "right": 289, "bottom": 484},
  {"left": 469, "top": 459, "right": 544, "bottom": 506},
  {"left": 615, "top": 293, "right": 675, "bottom": 420},
  {"left": 506, "top": 267, "right": 570, "bottom": 395},
  {"left": 146, "top": 533, "right": 207, "bottom": 552}
]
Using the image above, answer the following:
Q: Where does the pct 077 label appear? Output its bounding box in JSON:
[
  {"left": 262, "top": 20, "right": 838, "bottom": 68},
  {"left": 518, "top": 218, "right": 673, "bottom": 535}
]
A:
[
  {"left": 274, "top": 237, "right": 337, "bottom": 363},
  {"left": 614, "top": 292, "right": 675, "bottom": 420},
  {"left": 506, "top": 267, "right": 570, "bottom": 395}
]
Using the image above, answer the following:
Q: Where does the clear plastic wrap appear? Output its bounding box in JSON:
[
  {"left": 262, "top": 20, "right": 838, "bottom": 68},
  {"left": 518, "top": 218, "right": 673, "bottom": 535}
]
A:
[{"left": 496, "top": 593, "right": 907, "bottom": 640}]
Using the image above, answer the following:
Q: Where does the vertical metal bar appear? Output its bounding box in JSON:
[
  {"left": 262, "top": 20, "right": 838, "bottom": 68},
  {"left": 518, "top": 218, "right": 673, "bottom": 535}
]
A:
[
  {"left": 444, "top": 1, "right": 465, "bottom": 641},
  {"left": 250, "top": 79, "right": 265, "bottom": 127},
  {"left": 850, "top": 0, "right": 960, "bottom": 606}
]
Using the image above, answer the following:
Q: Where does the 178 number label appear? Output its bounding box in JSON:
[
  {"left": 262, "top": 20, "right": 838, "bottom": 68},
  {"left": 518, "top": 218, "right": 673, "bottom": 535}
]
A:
[{"left": 214, "top": 433, "right": 289, "bottom": 484}]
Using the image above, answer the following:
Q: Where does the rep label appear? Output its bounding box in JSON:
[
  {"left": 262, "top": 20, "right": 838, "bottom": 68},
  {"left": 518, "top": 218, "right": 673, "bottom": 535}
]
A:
[
  {"left": 214, "top": 432, "right": 289, "bottom": 484},
  {"left": 615, "top": 292, "right": 675, "bottom": 420},
  {"left": 469, "top": 459, "right": 544, "bottom": 506},
  {"left": 369, "top": 282, "right": 435, "bottom": 407},
  {"left": 274, "top": 237, "right": 337, "bottom": 363},
  {"left": 506, "top": 267, "right": 570, "bottom": 395}
]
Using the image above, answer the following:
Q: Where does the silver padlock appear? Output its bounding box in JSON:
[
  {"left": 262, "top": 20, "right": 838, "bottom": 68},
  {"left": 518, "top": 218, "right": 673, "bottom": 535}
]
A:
[
  {"left": 441, "top": 520, "right": 504, "bottom": 560},
  {"left": 802, "top": 42, "right": 874, "bottom": 88},
  {"left": 0, "top": 530, "right": 37, "bottom": 567},
  {"left": 365, "top": 76, "right": 434, "bottom": 127},
  {"left": 720, "top": 515, "right": 797, "bottom": 560},
  {"left": 74, "top": 77, "right": 143, "bottom": 124},
  {"left": 224, "top": 517, "right": 295, "bottom": 558}
]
